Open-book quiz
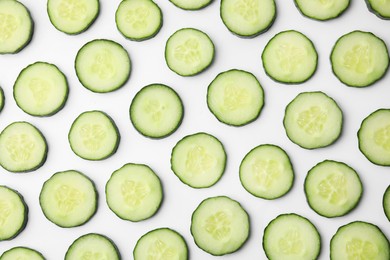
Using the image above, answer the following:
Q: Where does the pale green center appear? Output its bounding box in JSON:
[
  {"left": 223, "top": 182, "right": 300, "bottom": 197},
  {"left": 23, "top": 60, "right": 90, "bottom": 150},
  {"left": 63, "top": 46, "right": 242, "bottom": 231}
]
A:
[
  {"left": 222, "top": 83, "right": 250, "bottom": 111},
  {"left": 346, "top": 238, "right": 379, "bottom": 259},
  {"left": 29, "top": 78, "right": 50, "bottom": 106},
  {"left": 80, "top": 124, "right": 106, "bottom": 151},
  {"left": 55, "top": 185, "right": 85, "bottom": 215},
  {"left": 0, "top": 13, "right": 18, "bottom": 41},
  {"left": 278, "top": 228, "right": 304, "bottom": 255},
  {"left": 297, "top": 106, "right": 327, "bottom": 135},
  {"left": 125, "top": 5, "right": 150, "bottom": 30},
  {"left": 251, "top": 159, "right": 281, "bottom": 190},
  {"left": 317, "top": 173, "right": 347, "bottom": 205},
  {"left": 58, "top": 0, "right": 87, "bottom": 21},
  {"left": 233, "top": 0, "right": 259, "bottom": 23},
  {"left": 276, "top": 44, "right": 306, "bottom": 74},
  {"left": 148, "top": 239, "right": 177, "bottom": 260},
  {"left": 374, "top": 125, "right": 390, "bottom": 151},
  {"left": 174, "top": 38, "right": 201, "bottom": 65},
  {"left": 6, "top": 134, "right": 35, "bottom": 162},
  {"left": 185, "top": 146, "right": 215, "bottom": 176},
  {"left": 121, "top": 180, "right": 150, "bottom": 209},
  {"left": 343, "top": 44, "right": 373, "bottom": 74},
  {"left": 204, "top": 211, "right": 231, "bottom": 241},
  {"left": 91, "top": 49, "right": 116, "bottom": 80},
  {"left": 0, "top": 199, "right": 11, "bottom": 227}
]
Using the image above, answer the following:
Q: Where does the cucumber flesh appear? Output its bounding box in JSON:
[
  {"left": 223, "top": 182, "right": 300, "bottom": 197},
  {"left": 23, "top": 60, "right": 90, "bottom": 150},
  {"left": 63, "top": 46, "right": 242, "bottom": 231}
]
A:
[
  {"left": 305, "top": 160, "right": 363, "bottom": 218},
  {"left": 330, "top": 221, "right": 390, "bottom": 260},
  {"left": 0, "top": 247, "right": 44, "bottom": 260},
  {"left": 0, "top": 0, "right": 33, "bottom": 54},
  {"left": 207, "top": 69, "right": 264, "bottom": 126},
  {"left": 39, "top": 170, "right": 97, "bottom": 228},
  {"left": 331, "top": 30, "right": 389, "bottom": 87},
  {"left": 366, "top": 0, "right": 390, "bottom": 19},
  {"left": 190, "top": 196, "right": 250, "bottom": 256},
  {"left": 384, "top": 185, "right": 390, "bottom": 221},
  {"left": 47, "top": 0, "right": 99, "bottom": 34},
  {"left": 294, "top": 0, "right": 350, "bottom": 21},
  {"left": 0, "top": 87, "right": 4, "bottom": 113},
  {"left": 133, "top": 228, "right": 188, "bottom": 260},
  {"left": 169, "top": 0, "right": 213, "bottom": 10},
  {"left": 263, "top": 213, "right": 321, "bottom": 260}
]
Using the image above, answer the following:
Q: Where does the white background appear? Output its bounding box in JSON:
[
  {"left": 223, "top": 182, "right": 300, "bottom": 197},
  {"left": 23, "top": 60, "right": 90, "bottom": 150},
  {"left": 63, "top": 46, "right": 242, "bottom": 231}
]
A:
[{"left": 0, "top": 0, "right": 389, "bottom": 259}]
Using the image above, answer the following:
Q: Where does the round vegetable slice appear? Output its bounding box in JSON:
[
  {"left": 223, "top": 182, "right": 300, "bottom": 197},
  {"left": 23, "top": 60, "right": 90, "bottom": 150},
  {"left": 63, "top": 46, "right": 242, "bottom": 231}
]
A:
[
  {"left": 0, "top": 86, "right": 4, "bottom": 113},
  {"left": 0, "top": 247, "right": 44, "bottom": 260},
  {"left": 384, "top": 185, "right": 390, "bottom": 221},
  {"left": 169, "top": 0, "right": 213, "bottom": 10},
  {"left": 365, "top": 0, "right": 390, "bottom": 19},
  {"left": 294, "top": 0, "right": 350, "bottom": 21}
]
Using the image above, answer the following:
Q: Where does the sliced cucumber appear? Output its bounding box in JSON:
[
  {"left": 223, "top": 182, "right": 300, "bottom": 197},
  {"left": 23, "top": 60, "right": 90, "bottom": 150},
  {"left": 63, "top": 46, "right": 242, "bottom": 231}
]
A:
[
  {"left": 0, "top": 0, "right": 33, "bottom": 54},
  {"left": 0, "top": 246, "right": 44, "bottom": 260},
  {"left": 220, "top": 0, "right": 276, "bottom": 38},
  {"left": 13, "top": 61, "right": 69, "bottom": 116},
  {"left": 0, "top": 121, "right": 47, "bottom": 172},
  {"left": 358, "top": 109, "right": 390, "bottom": 166},
  {"left": 0, "top": 186, "right": 28, "bottom": 241},
  {"left": 39, "top": 170, "right": 97, "bottom": 228},
  {"left": 330, "top": 221, "right": 390, "bottom": 260},
  {"left": 47, "top": 0, "right": 99, "bottom": 35},
  {"left": 75, "top": 39, "right": 131, "bottom": 93},
  {"left": 366, "top": 0, "right": 390, "bottom": 19},
  {"left": 239, "top": 144, "right": 294, "bottom": 200},
  {"left": 384, "top": 185, "right": 390, "bottom": 221},
  {"left": 294, "top": 0, "right": 350, "bottom": 21},
  {"left": 116, "top": 0, "right": 162, "bottom": 41},
  {"left": 169, "top": 0, "right": 213, "bottom": 10},
  {"left": 130, "top": 83, "right": 184, "bottom": 138},
  {"left": 133, "top": 228, "right": 188, "bottom": 260},
  {"left": 262, "top": 30, "right": 318, "bottom": 84},
  {"left": 207, "top": 69, "right": 264, "bottom": 126},
  {"left": 283, "top": 91, "right": 343, "bottom": 149},
  {"left": 106, "top": 163, "right": 163, "bottom": 222},
  {"left": 331, "top": 30, "right": 389, "bottom": 87},
  {"left": 305, "top": 160, "right": 363, "bottom": 218},
  {"left": 165, "top": 28, "right": 215, "bottom": 76},
  {"left": 190, "top": 196, "right": 250, "bottom": 256},
  {"left": 171, "top": 132, "right": 226, "bottom": 188},
  {"left": 68, "top": 110, "right": 120, "bottom": 160},
  {"left": 65, "top": 233, "right": 120, "bottom": 260},
  {"left": 0, "top": 87, "right": 4, "bottom": 113},
  {"left": 263, "top": 213, "right": 321, "bottom": 260}
]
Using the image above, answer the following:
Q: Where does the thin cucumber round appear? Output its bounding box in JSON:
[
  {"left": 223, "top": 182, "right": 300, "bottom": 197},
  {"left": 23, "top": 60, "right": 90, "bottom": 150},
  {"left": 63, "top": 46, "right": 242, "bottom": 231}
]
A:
[
  {"left": 294, "top": 0, "right": 350, "bottom": 21},
  {"left": 263, "top": 213, "right": 321, "bottom": 260},
  {"left": 171, "top": 132, "right": 226, "bottom": 188},
  {"left": 65, "top": 233, "right": 120, "bottom": 260},
  {"left": 365, "top": 0, "right": 390, "bottom": 19},
  {"left": 207, "top": 69, "right": 264, "bottom": 126},
  {"left": 330, "top": 221, "right": 390, "bottom": 260},
  {"left": 75, "top": 39, "right": 131, "bottom": 93},
  {"left": 384, "top": 185, "right": 390, "bottom": 221},
  {"left": 0, "top": 247, "right": 44, "bottom": 260},
  {"left": 0, "top": 121, "right": 47, "bottom": 172},
  {"left": 130, "top": 84, "right": 184, "bottom": 139},
  {"left": 0, "top": 0, "right": 33, "bottom": 54},
  {"left": 0, "top": 87, "right": 4, "bottom": 113},
  {"left": 0, "top": 186, "right": 28, "bottom": 241},
  {"left": 220, "top": 0, "right": 276, "bottom": 38},
  {"left": 165, "top": 28, "right": 215, "bottom": 76},
  {"left": 116, "top": 0, "right": 162, "bottom": 41},
  {"left": 283, "top": 91, "right": 343, "bottom": 149},
  {"left": 239, "top": 144, "right": 294, "bottom": 200},
  {"left": 358, "top": 109, "right": 390, "bottom": 166},
  {"left": 106, "top": 163, "right": 163, "bottom": 222},
  {"left": 133, "top": 228, "right": 188, "bottom": 260},
  {"left": 262, "top": 30, "right": 318, "bottom": 84},
  {"left": 304, "top": 160, "right": 363, "bottom": 218},
  {"left": 47, "top": 0, "right": 100, "bottom": 35},
  {"left": 169, "top": 0, "right": 213, "bottom": 10},
  {"left": 13, "top": 61, "right": 69, "bottom": 116},
  {"left": 190, "top": 196, "right": 250, "bottom": 256},
  {"left": 331, "top": 30, "right": 389, "bottom": 87},
  {"left": 68, "top": 110, "right": 120, "bottom": 161},
  {"left": 39, "top": 170, "right": 97, "bottom": 228}
]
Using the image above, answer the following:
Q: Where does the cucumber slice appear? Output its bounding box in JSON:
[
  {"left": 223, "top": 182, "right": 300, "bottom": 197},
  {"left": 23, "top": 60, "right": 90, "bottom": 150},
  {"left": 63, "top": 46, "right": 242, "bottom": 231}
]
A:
[
  {"left": 207, "top": 69, "right": 264, "bottom": 126},
  {"left": 384, "top": 185, "right": 390, "bottom": 221},
  {"left": 165, "top": 28, "right": 215, "bottom": 76},
  {"left": 68, "top": 110, "right": 120, "bottom": 160},
  {"left": 0, "top": 186, "right": 28, "bottom": 241},
  {"left": 130, "top": 84, "right": 184, "bottom": 138},
  {"left": 75, "top": 39, "right": 131, "bottom": 93},
  {"left": 0, "top": 87, "right": 4, "bottom": 113},
  {"left": 262, "top": 30, "right": 318, "bottom": 84},
  {"left": 47, "top": 0, "right": 99, "bottom": 35},
  {"left": 0, "top": 0, "right": 33, "bottom": 54},
  {"left": 283, "top": 91, "right": 343, "bottom": 149},
  {"left": 239, "top": 144, "right": 294, "bottom": 200},
  {"left": 106, "top": 163, "right": 163, "bottom": 222},
  {"left": 65, "top": 233, "right": 120, "bottom": 260},
  {"left": 304, "top": 160, "right": 363, "bottom": 218},
  {"left": 0, "top": 121, "right": 47, "bottom": 172},
  {"left": 116, "top": 0, "right": 162, "bottom": 41},
  {"left": 358, "top": 109, "right": 390, "bottom": 166},
  {"left": 190, "top": 196, "right": 250, "bottom": 256},
  {"left": 365, "top": 0, "right": 390, "bottom": 19},
  {"left": 330, "top": 221, "right": 390, "bottom": 260},
  {"left": 331, "top": 30, "right": 389, "bottom": 87},
  {"left": 294, "top": 0, "right": 350, "bottom": 21},
  {"left": 220, "top": 0, "right": 276, "bottom": 38},
  {"left": 169, "top": 0, "right": 213, "bottom": 10},
  {"left": 263, "top": 213, "right": 321, "bottom": 260},
  {"left": 171, "top": 132, "right": 226, "bottom": 188},
  {"left": 0, "top": 247, "right": 44, "bottom": 260},
  {"left": 39, "top": 170, "right": 97, "bottom": 228},
  {"left": 133, "top": 228, "right": 188, "bottom": 260},
  {"left": 13, "top": 61, "right": 69, "bottom": 117}
]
